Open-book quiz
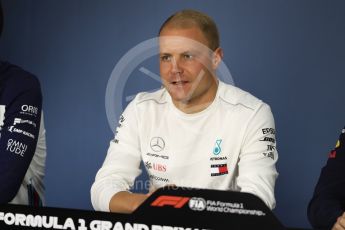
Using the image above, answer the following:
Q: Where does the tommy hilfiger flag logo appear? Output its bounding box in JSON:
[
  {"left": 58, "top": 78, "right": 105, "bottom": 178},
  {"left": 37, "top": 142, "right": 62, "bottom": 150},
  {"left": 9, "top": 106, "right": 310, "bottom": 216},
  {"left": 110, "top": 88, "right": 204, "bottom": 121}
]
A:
[{"left": 210, "top": 164, "right": 228, "bottom": 176}]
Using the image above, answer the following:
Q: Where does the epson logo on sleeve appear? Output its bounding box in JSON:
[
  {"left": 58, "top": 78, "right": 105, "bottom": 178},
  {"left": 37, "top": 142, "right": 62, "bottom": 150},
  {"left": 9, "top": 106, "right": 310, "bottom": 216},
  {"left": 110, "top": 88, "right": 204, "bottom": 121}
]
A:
[
  {"left": 262, "top": 128, "right": 275, "bottom": 135},
  {"left": 6, "top": 139, "right": 27, "bottom": 157},
  {"left": 21, "top": 105, "right": 38, "bottom": 116}
]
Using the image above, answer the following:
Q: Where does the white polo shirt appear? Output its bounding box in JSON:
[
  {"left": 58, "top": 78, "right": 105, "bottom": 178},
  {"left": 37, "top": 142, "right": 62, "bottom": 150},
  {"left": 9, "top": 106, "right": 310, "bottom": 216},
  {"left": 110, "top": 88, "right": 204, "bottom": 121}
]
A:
[{"left": 91, "top": 80, "right": 278, "bottom": 211}]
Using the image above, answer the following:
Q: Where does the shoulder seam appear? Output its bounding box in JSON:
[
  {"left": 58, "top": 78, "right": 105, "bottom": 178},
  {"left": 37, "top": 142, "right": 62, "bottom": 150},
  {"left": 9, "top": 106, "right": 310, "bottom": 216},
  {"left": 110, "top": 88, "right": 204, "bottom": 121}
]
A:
[
  {"left": 135, "top": 89, "right": 168, "bottom": 106},
  {"left": 218, "top": 97, "right": 256, "bottom": 111},
  {"left": 136, "top": 98, "right": 167, "bottom": 105}
]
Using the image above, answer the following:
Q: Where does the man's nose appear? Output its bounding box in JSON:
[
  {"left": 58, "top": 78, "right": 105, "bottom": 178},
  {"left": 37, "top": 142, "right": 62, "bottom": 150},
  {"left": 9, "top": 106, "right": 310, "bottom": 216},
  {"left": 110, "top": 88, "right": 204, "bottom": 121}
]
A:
[{"left": 171, "top": 57, "right": 183, "bottom": 75}]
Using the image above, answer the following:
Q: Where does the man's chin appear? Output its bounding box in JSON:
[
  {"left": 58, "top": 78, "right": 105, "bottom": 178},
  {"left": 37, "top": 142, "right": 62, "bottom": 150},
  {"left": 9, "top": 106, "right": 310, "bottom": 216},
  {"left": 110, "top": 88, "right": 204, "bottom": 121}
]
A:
[{"left": 170, "top": 94, "right": 192, "bottom": 104}]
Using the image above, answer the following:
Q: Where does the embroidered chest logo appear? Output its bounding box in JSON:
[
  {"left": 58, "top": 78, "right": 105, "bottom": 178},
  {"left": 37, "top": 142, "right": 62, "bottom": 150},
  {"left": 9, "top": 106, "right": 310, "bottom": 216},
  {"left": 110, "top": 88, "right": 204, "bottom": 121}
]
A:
[
  {"left": 211, "top": 164, "right": 228, "bottom": 177},
  {"left": 150, "top": 137, "right": 165, "bottom": 152},
  {"left": 145, "top": 161, "right": 152, "bottom": 169},
  {"left": 210, "top": 139, "right": 228, "bottom": 176},
  {"left": 145, "top": 161, "right": 167, "bottom": 172},
  {"left": 213, "top": 139, "right": 222, "bottom": 155}
]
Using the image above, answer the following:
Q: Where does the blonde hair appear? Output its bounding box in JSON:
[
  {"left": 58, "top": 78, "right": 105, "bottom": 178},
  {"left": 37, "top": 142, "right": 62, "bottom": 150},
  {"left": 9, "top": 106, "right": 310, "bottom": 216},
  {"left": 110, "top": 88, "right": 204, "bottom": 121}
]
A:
[{"left": 159, "top": 9, "right": 220, "bottom": 51}]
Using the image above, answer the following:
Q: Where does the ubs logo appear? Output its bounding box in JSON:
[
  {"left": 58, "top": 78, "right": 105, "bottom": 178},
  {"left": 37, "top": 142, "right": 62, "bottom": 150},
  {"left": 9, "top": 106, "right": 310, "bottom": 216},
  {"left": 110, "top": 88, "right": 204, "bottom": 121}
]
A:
[{"left": 150, "top": 137, "right": 165, "bottom": 152}]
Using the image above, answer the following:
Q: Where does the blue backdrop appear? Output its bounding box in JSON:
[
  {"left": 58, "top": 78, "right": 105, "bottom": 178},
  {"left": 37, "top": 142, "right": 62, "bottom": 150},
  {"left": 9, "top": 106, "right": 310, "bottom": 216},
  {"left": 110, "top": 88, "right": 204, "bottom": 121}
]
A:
[{"left": 1, "top": 0, "right": 345, "bottom": 228}]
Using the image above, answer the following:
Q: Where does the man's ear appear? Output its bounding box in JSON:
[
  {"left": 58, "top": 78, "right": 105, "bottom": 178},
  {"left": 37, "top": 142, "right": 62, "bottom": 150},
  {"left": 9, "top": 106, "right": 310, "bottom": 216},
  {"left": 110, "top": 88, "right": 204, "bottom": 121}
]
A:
[{"left": 212, "top": 47, "right": 223, "bottom": 69}]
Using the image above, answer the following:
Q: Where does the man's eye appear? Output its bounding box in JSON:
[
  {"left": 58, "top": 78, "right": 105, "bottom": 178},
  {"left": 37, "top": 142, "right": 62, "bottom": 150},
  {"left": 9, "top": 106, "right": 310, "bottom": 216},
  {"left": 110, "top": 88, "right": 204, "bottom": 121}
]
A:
[
  {"left": 183, "top": 54, "right": 194, "bottom": 60},
  {"left": 160, "top": 56, "right": 171, "bottom": 62}
]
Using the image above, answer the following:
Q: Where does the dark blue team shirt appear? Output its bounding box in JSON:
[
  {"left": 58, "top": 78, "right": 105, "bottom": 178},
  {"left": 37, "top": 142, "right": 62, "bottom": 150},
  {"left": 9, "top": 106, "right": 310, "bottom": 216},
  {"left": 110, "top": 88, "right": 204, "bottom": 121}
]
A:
[
  {"left": 0, "top": 61, "right": 42, "bottom": 203},
  {"left": 308, "top": 127, "right": 345, "bottom": 230}
]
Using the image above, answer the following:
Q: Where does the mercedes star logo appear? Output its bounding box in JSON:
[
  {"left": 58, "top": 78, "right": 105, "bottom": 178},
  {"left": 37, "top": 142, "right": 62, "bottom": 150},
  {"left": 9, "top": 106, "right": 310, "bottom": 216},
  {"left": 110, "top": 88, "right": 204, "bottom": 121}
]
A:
[{"left": 150, "top": 137, "right": 165, "bottom": 152}]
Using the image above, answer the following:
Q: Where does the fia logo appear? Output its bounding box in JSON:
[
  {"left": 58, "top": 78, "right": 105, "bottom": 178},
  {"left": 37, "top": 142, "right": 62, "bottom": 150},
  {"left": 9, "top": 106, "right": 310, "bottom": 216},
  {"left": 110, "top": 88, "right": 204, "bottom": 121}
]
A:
[
  {"left": 188, "top": 197, "right": 206, "bottom": 211},
  {"left": 213, "top": 139, "right": 222, "bottom": 155}
]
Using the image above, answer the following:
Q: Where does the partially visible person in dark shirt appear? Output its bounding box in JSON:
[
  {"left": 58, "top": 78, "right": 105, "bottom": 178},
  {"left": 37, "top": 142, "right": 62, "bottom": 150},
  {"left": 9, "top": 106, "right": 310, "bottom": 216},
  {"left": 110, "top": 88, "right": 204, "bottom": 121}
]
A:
[
  {"left": 0, "top": 1, "right": 47, "bottom": 206},
  {"left": 308, "top": 127, "right": 345, "bottom": 230}
]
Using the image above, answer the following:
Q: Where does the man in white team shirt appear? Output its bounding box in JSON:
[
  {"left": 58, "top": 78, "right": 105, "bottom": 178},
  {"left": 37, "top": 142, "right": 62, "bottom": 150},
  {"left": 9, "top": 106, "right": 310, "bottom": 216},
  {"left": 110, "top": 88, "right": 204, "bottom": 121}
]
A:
[{"left": 91, "top": 9, "right": 278, "bottom": 213}]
